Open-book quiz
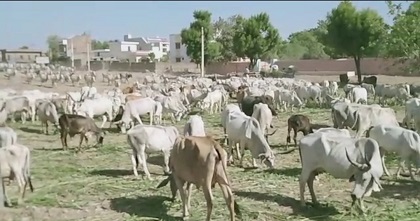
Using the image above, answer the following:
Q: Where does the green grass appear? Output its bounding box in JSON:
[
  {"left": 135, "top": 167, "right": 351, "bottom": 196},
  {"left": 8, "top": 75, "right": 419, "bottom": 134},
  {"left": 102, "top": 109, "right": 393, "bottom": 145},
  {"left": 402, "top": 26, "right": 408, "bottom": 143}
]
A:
[{"left": 2, "top": 103, "right": 420, "bottom": 221}]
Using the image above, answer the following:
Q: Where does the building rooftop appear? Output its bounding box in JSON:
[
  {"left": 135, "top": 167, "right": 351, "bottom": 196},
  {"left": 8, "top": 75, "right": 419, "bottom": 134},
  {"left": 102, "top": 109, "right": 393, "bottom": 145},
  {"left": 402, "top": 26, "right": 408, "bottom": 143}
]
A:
[{"left": 1, "top": 49, "right": 43, "bottom": 53}]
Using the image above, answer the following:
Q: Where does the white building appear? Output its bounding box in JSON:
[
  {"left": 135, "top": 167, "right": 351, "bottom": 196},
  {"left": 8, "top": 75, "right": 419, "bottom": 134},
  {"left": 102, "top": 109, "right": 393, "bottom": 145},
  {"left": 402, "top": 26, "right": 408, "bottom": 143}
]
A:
[
  {"left": 123, "top": 34, "right": 169, "bottom": 61},
  {"left": 108, "top": 40, "right": 144, "bottom": 62},
  {"left": 169, "top": 34, "right": 191, "bottom": 63}
]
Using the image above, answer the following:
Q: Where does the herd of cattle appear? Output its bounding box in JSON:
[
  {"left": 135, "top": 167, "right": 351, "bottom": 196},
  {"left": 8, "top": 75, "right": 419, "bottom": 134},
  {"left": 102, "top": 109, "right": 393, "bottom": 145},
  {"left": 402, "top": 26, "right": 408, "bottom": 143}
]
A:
[{"left": 2, "top": 63, "right": 420, "bottom": 220}]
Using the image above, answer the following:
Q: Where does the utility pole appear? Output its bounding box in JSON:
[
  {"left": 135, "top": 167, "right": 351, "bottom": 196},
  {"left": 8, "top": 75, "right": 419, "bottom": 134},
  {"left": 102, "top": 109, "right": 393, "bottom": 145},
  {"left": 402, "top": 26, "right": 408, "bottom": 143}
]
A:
[
  {"left": 201, "top": 26, "right": 205, "bottom": 78},
  {"left": 87, "top": 41, "right": 91, "bottom": 72},
  {"left": 70, "top": 38, "right": 74, "bottom": 68}
]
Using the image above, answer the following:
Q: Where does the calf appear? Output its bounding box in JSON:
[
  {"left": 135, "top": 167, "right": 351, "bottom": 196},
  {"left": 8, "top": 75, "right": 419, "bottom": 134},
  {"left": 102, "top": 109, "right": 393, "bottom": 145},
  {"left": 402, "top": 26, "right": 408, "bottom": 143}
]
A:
[
  {"left": 252, "top": 103, "right": 276, "bottom": 143},
  {"left": 36, "top": 101, "right": 60, "bottom": 135},
  {"left": 286, "top": 114, "right": 313, "bottom": 148},
  {"left": 1, "top": 144, "right": 34, "bottom": 206},
  {"left": 157, "top": 136, "right": 239, "bottom": 221},
  {"left": 0, "top": 126, "right": 17, "bottom": 147},
  {"left": 127, "top": 125, "right": 179, "bottom": 179},
  {"left": 58, "top": 114, "right": 105, "bottom": 151}
]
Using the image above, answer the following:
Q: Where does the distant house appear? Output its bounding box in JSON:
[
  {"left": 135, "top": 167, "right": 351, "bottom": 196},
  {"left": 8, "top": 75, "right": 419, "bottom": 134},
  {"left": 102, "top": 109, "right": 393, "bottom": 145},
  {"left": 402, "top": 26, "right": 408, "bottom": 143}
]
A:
[
  {"left": 123, "top": 34, "right": 169, "bottom": 61},
  {"left": 59, "top": 34, "right": 92, "bottom": 65},
  {"left": 169, "top": 34, "right": 191, "bottom": 63},
  {"left": 0, "top": 49, "right": 43, "bottom": 63}
]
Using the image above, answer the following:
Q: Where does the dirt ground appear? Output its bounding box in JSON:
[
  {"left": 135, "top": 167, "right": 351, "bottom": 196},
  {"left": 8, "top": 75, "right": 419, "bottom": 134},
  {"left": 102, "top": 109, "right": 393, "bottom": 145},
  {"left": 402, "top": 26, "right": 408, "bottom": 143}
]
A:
[{"left": 1, "top": 73, "right": 420, "bottom": 221}]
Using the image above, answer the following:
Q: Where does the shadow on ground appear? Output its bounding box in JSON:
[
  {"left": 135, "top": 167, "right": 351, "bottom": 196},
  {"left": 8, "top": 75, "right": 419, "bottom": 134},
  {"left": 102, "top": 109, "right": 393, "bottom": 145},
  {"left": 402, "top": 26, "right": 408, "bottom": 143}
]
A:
[
  {"left": 89, "top": 169, "right": 134, "bottom": 177},
  {"left": 265, "top": 167, "right": 301, "bottom": 177},
  {"left": 235, "top": 190, "right": 339, "bottom": 221},
  {"left": 110, "top": 195, "right": 181, "bottom": 220},
  {"left": 373, "top": 179, "right": 420, "bottom": 200},
  {"left": 19, "top": 127, "right": 43, "bottom": 134}
]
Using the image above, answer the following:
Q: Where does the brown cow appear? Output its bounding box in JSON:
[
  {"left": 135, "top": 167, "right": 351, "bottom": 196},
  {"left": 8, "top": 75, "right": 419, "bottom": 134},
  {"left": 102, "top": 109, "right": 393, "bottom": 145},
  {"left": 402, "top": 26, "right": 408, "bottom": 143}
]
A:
[
  {"left": 122, "top": 86, "right": 134, "bottom": 94},
  {"left": 157, "top": 136, "right": 240, "bottom": 221},
  {"left": 286, "top": 114, "right": 313, "bottom": 148},
  {"left": 236, "top": 85, "right": 248, "bottom": 108},
  {"left": 58, "top": 114, "right": 105, "bottom": 152}
]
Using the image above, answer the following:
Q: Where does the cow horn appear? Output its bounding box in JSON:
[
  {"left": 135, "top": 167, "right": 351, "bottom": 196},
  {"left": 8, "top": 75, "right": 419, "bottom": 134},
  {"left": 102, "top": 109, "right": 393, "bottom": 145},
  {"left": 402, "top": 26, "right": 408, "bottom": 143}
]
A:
[
  {"left": 267, "top": 129, "right": 278, "bottom": 136},
  {"left": 276, "top": 147, "right": 297, "bottom": 155},
  {"left": 345, "top": 147, "right": 371, "bottom": 171}
]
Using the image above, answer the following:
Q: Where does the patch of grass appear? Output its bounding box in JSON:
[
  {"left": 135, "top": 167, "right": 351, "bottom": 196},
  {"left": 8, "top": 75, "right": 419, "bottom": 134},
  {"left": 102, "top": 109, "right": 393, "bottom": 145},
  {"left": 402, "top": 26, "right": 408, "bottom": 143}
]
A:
[{"left": 2, "top": 104, "right": 420, "bottom": 220}]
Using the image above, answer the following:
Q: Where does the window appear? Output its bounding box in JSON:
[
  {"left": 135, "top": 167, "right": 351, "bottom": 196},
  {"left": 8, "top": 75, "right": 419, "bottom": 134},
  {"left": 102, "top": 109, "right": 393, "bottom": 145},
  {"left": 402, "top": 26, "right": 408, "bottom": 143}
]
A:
[
  {"left": 175, "top": 57, "right": 181, "bottom": 62},
  {"left": 175, "top": 43, "right": 181, "bottom": 49},
  {"left": 20, "top": 55, "right": 24, "bottom": 59},
  {"left": 163, "top": 48, "right": 167, "bottom": 52}
]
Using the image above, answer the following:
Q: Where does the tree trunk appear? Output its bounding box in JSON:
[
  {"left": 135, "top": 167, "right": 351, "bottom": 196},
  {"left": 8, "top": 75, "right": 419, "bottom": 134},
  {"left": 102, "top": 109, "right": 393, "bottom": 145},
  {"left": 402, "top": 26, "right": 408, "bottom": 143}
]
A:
[
  {"left": 248, "top": 58, "right": 256, "bottom": 71},
  {"left": 354, "top": 56, "right": 362, "bottom": 83}
]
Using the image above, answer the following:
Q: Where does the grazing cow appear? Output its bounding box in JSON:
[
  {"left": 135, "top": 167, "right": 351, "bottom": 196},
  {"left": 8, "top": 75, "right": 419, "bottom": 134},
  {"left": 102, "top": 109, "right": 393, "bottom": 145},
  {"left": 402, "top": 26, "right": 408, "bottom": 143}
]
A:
[
  {"left": 127, "top": 125, "right": 179, "bottom": 179},
  {"left": 252, "top": 103, "right": 276, "bottom": 143},
  {"left": 157, "top": 136, "right": 240, "bottom": 221},
  {"left": 402, "top": 98, "right": 420, "bottom": 129},
  {"left": 1, "top": 144, "right": 34, "bottom": 206},
  {"left": 117, "top": 97, "right": 158, "bottom": 133},
  {"left": 360, "top": 83, "right": 375, "bottom": 97},
  {"left": 286, "top": 114, "right": 313, "bottom": 148},
  {"left": 0, "top": 96, "right": 34, "bottom": 123},
  {"left": 367, "top": 125, "right": 420, "bottom": 180},
  {"left": 313, "top": 127, "right": 351, "bottom": 138},
  {"left": 362, "top": 76, "right": 378, "bottom": 87},
  {"left": 58, "top": 114, "right": 105, "bottom": 151},
  {"left": 274, "top": 89, "right": 303, "bottom": 112},
  {"left": 350, "top": 87, "right": 368, "bottom": 104},
  {"left": 0, "top": 126, "right": 17, "bottom": 147},
  {"left": 299, "top": 134, "right": 383, "bottom": 213},
  {"left": 184, "top": 115, "right": 206, "bottom": 137},
  {"left": 74, "top": 97, "right": 115, "bottom": 128},
  {"left": 225, "top": 110, "right": 275, "bottom": 168},
  {"left": 36, "top": 101, "right": 60, "bottom": 135},
  {"left": 241, "top": 95, "right": 277, "bottom": 117},
  {"left": 221, "top": 104, "right": 242, "bottom": 145},
  {"left": 199, "top": 90, "right": 225, "bottom": 114}
]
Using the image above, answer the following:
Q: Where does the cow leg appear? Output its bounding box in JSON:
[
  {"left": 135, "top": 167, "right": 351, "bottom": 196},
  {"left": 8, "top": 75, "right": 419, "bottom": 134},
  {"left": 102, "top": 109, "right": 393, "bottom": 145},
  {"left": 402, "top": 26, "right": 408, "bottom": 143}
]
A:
[
  {"left": 18, "top": 112, "right": 24, "bottom": 124},
  {"left": 396, "top": 157, "right": 406, "bottom": 179},
  {"left": 307, "top": 171, "right": 319, "bottom": 206},
  {"left": 299, "top": 169, "right": 311, "bottom": 206},
  {"left": 16, "top": 172, "right": 26, "bottom": 205},
  {"left": 3, "top": 182, "right": 11, "bottom": 207},
  {"left": 61, "top": 131, "right": 68, "bottom": 150},
  {"left": 100, "top": 115, "right": 107, "bottom": 128},
  {"left": 45, "top": 122, "right": 49, "bottom": 135},
  {"left": 134, "top": 116, "right": 143, "bottom": 125},
  {"left": 174, "top": 177, "right": 189, "bottom": 218},
  {"left": 130, "top": 151, "right": 140, "bottom": 177},
  {"left": 239, "top": 142, "right": 246, "bottom": 167},
  {"left": 293, "top": 129, "right": 298, "bottom": 147},
  {"left": 227, "top": 139, "right": 234, "bottom": 165},
  {"left": 78, "top": 133, "right": 85, "bottom": 152},
  {"left": 149, "top": 111, "right": 153, "bottom": 125},
  {"left": 203, "top": 174, "right": 214, "bottom": 221},
  {"left": 40, "top": 121, "right": 44, "bottom": 134},
  {"left": 163, "top": 150, "right": 170, "bottom": 174},
  {"left": 380, "top": 149, "right": 391, "bottom": 177},
  {"left": 186, "top": 182, "right": 193, "bottom": 211},
  {"left": 219, "top": 183, "right": 235, "bottom": 221},
  {"left": 139, "top": 146, "right": 151, "bottom": 180},
  {"left": 407, "top": 158, "right": 416, "bottom": 181}
]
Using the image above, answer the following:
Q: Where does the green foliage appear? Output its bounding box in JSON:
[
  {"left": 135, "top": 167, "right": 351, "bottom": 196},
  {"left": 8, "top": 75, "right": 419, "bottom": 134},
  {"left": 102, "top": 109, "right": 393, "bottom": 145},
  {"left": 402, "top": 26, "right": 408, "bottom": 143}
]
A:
[
  {"left": 19, "top": 46, "right": 29, "bottom": 49},
  {"left": 181, "top": 10, "right": 220, "bottom": 68},
  {"left": 91, "top": 40, "right": 109, "bottom": 50},
  {"left": 322, "top": 1, "right": 386, "bottom": 82},
  {"left": 386, "top": 1, "right": 420, "bottom": 73},
  {"left": 46, "top": 35, "right": 62, "bottom": 62},
  {"left": 232, "top": 12, "right": 281, "bottom": 69},
  {"left": 287, "top": 30, "right": 328, "bottom": 59},
  {"left": 213, "top": 15, "right": 244, "bottom": 62},
  {"left": 148, "top": 52, "right": 156, "bottom": 62}
]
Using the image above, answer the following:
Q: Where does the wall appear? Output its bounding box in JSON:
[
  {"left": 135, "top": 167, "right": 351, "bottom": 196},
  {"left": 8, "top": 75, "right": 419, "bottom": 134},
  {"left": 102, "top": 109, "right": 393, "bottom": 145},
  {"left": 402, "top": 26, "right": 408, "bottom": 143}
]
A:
[{"left": 169, "top": 34, "right": 190, "bottom": 63}]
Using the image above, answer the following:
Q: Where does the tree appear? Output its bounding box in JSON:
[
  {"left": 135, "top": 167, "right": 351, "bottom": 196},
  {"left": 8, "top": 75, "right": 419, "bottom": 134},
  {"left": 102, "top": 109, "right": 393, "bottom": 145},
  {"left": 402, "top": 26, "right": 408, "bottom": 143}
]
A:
[
  {"left": 19, "top": 46, "right": 29, "bottom": 49},
  {"left": 148, "top": 52, "right": 156, "bottom": 62},
  {"left": 386, "top": 1, "right": 420, "bottom": 73},
  {"left": 181, "top": 10, "right": 221, "bottom": 71},
  {"left": 213, "top": 15, "right": 244, "bottom": 62},
  {"left": 322, "top": 2, "right": 386, "bottom": 82},
  {"left": 46, "top": 35, "right": 62, "bottom": 62},
  {"left": 232, "top": 12, "right": 281, "bottom": 69},
  {"left": 287, "top": 30, "right": 328, "bottom": 59},
  {"left": 91, "top": 40, "right": 109, "bottom": 50}
]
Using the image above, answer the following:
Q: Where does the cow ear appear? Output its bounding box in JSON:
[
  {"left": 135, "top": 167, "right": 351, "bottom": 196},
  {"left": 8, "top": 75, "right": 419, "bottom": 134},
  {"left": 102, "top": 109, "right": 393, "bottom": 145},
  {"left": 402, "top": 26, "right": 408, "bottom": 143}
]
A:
[{"left": 258, "top": 153, "right": 266, "bottom": 160}]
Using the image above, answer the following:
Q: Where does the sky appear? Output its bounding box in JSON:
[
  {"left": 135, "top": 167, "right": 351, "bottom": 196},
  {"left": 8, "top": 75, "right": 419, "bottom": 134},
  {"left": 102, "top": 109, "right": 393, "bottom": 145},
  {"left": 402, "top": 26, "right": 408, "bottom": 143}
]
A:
[{"left": 0, "top": 1, "right": 410, "bottom": 50}]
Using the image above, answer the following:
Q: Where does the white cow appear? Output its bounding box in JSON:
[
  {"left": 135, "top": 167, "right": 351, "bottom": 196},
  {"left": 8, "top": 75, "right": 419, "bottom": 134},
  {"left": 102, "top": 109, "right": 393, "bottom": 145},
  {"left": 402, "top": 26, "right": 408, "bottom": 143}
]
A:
[
  {"left": 0, "top": 127, "right": 17, "bottom": 147},
  {"left": 118, "top": 97, "right": 158, "bottom": 133},
  {"left": 368, "top": 125, "right": 420, "bottom": 180},
  {"left": 252, "top": 103, "right": 275, "bottom": 142},
  {"left": 36, "top": 101, "right": 60, "bottom": 134},
  {"left": 126, "top": 125, "right": 179, "bottom": 179},
  {"left": 183, "top": 115, "right": 206, "bottom": 137},
  {"left": 225, "top": 110, "right": 275, "bottom": 168},
  {"left": 350, "top": 87, "right": 368, "bottom": 104},
  {"left": 0, "top": 96, "right": 33, "bottom": 123},
  {"left": 299, "top": 133, "right": 383, "bottom": 213},
  {"left": 199, "top": 90, "right": 224, "bottom": 114},
  {"left": 402, "top": 98, "right": 420, "bottom": 129},
  {"left": 74, "top": 97, "right": 115, "bottom": 128}
]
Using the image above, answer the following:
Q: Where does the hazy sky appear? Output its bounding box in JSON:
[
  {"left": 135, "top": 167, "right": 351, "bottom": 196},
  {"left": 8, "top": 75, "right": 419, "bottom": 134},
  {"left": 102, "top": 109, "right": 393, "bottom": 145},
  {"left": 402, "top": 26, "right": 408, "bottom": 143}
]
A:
[{"left": 0, "top": 1, "right": 409, "bottom": 50}]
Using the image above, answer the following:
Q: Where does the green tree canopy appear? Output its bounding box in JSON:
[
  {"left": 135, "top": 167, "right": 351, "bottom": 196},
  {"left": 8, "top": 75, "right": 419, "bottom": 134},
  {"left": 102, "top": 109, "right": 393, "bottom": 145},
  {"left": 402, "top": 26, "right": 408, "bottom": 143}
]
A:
[
  {"left": 322, "top": 1, "right": 386, "bottom": 82},
  {"left": 386, "top": 1, "right": 420, "bottom": 73},
  {"left": 282, "top": 29, "right": 328, "bottom": 59},
  {"left": 91, "top": 40, "right": 109, "bottom": 50},
  {"left": 148, "top": 52, "right": 156, "bottom": 62},
  {"left": 46, "top": 35, "right": 62, "bottom": 62},
  {"left": 181, "top": 10, "right": 221, "bottom": 71},
  {"left": 232, "top": 12, "right": 281, "bottom": 69},
  {"left": 213, "top": 15, "right": 244, "bottom": 63}
]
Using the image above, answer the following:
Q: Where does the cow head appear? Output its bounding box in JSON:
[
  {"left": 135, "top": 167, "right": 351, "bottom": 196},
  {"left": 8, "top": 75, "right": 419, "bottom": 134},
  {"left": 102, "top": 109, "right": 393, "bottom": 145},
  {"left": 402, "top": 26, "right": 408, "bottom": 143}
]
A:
[
  {"left": 259, "top": 152, "right": 275, "bottom": 169},
  {"left": 258, "top": 95, "right": 277, "bottom": 116},
  {"left": 345, "top": 146, "right": 383, "bottom": 201}
]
